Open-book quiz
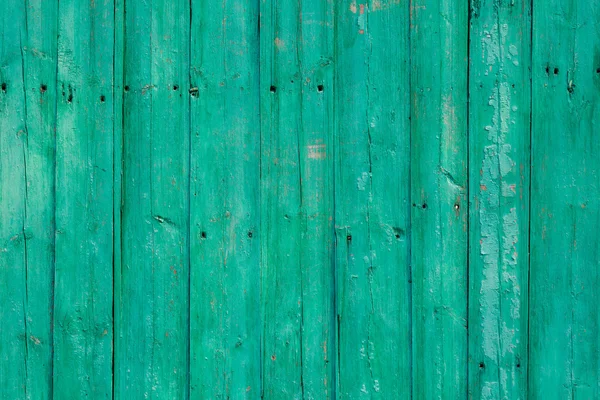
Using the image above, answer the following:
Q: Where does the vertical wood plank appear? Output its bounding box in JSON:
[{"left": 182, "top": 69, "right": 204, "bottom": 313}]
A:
[
  {"left": 410, "top": 0, "right": 469, "bottom": 398},
  {"left": 188, "top": 0, "right": 261, "bottom": 397},
  {"left": 334, "top": 0, "right": 411, "bottom": 398},
  {"left": 117, "top": 0, "right": 190, "bottom": 397},
  {"left": 467, "top": 1, "right": 531, "bottom": 398},
  {"left": 260, "top": 0, "right": 336, "bottom": 397},
  {"left": 0, "top": 4, "right": 27, "bottom": 397},
  {"left": 20, "top": 1, "right": 59, "bottom": 396},
  {"left": 530, "top": 0, "right": 600, "bottom": 398},
  {"left": 0, "top": 1, "right": 58, "bottom": 397},
  {"left": 53, "top": 0, "right": 114, "bottom": 396}
]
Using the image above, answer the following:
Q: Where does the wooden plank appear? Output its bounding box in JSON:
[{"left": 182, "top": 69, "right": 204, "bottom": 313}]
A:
[
  {"left": 467, "top": 1, "right": 531, "bottom": 398},
  {"left": 333, "top": 1, "right": 411, "bottom": 398},
  {"left": 0, "top": 3, "right": 33, "bottom": 398},
  {"left": 0, "top": 1, "right": 57, "bottom": 398},
  {"left": 116, "top": 0, "right": 190, "bottom": 397},
  {"left": 410, "top": 0, "right": 469, "bottom": 398},
  {"left": 260, "top": 0, "right": 335, "bottom": 397},
  {"left": 188, "top": 0, "right": 261, "bottom": 397},
  {"left": 52, "top": 0, "right": 114, "bottom": 396},
  {"left": 530, "top": 0, "right": 600, "bottom": 398},
  {"left": 21, "top": 1, "right": 59, "bottom": 398}
]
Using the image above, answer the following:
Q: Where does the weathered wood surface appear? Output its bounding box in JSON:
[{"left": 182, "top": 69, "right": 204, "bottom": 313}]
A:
[
  {"left": 1, "top": 0, "right": 599, "bottom": 399},
  {"left": 468, "top": 1, "right": 531, "bottom": 398}
]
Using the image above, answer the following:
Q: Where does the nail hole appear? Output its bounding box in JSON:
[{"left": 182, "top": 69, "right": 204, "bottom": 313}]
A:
[
  {"left": 40, "top": 84, "right": 47, "bottom": 93},
  {"left": 395, "top": 233, "right": 400, "bottom": 239},
  {"left": 67, "top": 93, "right": 73, "bottom": 103},
  {"left": 422, "top": 203, "right": 427, "bottom": 209},
  {"left": 100, "top": 95, "right": 106, "bottom": 103},
  {"left": 346, "top": 234, "right": 352, "bottom": 241},
  {"left": 201, "top": 231, "right": 206, "bottom": 239},
  {"left": 317, "top": 84, "right": 324, "bottom": 92},
  {"left": 173, "top": 84, "right": 179, "bottom": 91},
  {"left": 545, "top": 66, "right": 550, "bottom": 75},
  {"left": 596, "top": 68, "right": 600, "bottom": 74},
  {"left": 124, "top": 85, "right": 130, "bottom": 92},
  {"left": 1, "top": 83, "right": 6, "bottom": 92},
  {"left": 516, "top": 363, "right": 521, "bottom": 368},
  {"left": 554, "top": 67, "right": 559, "bottom": 75},
  {"left": 479, "top": 362, "right": 485, "bottom": 369},
  {"left": 248, "top": 231, "right": 253, "bottom": 238},
  {"left": 454, "top": 204, "right": 460, "bottom": 211},
  {"left": 270, "top": 85, "right": 276, "bottom": 93}
]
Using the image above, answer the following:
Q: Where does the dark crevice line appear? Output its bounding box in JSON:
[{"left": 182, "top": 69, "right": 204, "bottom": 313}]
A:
[
  {"left": 51, "top": 2, "right": 60, "bottom": 398},
  {"left": 330, "top": 2, "right": 338, "bottom": 398},
  {"left": 20, "top": 27, "right": 30, "bottom": 397},
  {"left": 110, "top": 0, "right": 121, "bottom": 398},
  {"left": 526, "top": 0, "right": 533, "bottom": 397},
  {"left": 465, "top": 0, "right": 472, "bottom": 398},
  {"left": 295, "top": 1, "right": 305, "bottom": 396},
  {"left": 494, "top": 7, "right": 504, "bottom": 397},
  {"left": 407, "top": 1, "right": 413, "bottom": 399},
  {"left": 257, "top": 0, "right": 264, "bottom": 397},
  {"left": 220, "top": 1, "right": 228, "bottom": 395},
  {"left": 186, "top": 1, "right": 192, "bottom": 398},
  {"left": 295, "top": 0, "right": 303, "bottom": 210}
]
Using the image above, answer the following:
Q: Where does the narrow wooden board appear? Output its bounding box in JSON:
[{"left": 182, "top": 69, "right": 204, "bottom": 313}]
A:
[
  {"left": 530, "top": 0, "right": 600, "bottom": 398},
  {"left": 260, "top": 0, "right": 336, "bottom": 397},
  {"left": 467, "top": 1, "right": 531, "bottom": 398},
  {"left": 116, "top": 0, "right": 190, "bottom": 397},
  {"left": 410, "top": 0, "right": 469, "bottom": 398},
  {"left": 53, "top": 0, "right": 114, "bottom": 396},
  {"left": 189, "top": 0, "right": 261, "bottom": 397},
  {"left": 334, "top": 0, "right": 411, "bottom": 398},
  {"left": 0, "top": 1, "right": 57, "bottom": 398}
]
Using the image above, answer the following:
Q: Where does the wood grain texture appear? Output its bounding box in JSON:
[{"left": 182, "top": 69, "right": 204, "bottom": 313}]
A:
[
  {"left": 0, "top": 1, "right": 57, "bottom": 398},
  {"left": 334, "top": 1, "right": 411, "bottom": 398},
  {"left": 468, "top": 1, "right": 531, "bottom": 398},
  {"left": 530, "top": 0, "right": 600, "bottom": 398},
  {"left": 410, "top": 0, "right": 469, "bottom": 398},
  {"left": 189, "top": 0, "right": 261, "bottom": 397},
  {"left": 3, "top": 1, "right": 600, "bottom": 398},
  {"left": 260, "top": 0, "right": 335, "bottom": 397},
  {"left": 117, "top": 0, "right": 190, "bottom": 397},
  {"left": 53, "top": 0, "right": 114, "bottom": 397}
]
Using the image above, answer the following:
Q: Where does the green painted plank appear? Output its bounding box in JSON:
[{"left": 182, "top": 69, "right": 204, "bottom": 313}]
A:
[
  {"left": 410, "top": 1, "right": 469, "bottom": 398},
  {"left": 334, "top": 1, "right": 411, "bottom": 398},
  {"left": 188, "top": 0, "right": 261, "bottom": 398},
  {"left": 19, "top": 1, "right": 59, "bottom": 398},
  {"left": 0, "top": 3, "right": 34, "bottom": 398},
  {"left": 467, "top": 1, "right": 531, "bottom": 398},
  {"left": 0, "top": 1, "right": 57, "bottom": 398},
  {"left": 53, "top": 0, "right": 114, "bottom": 397},
  {"left": 530, "top": 0, "right": 600, "bottom": 398},
  {"left": 117, "top": 0, "right": 190, "bottom": 397},
  {"left": 260, "top": 0, "right": 335, "bottom": 397}
]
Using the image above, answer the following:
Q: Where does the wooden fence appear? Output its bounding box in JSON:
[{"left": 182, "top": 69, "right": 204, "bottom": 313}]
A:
[{"left": 1, "top": 0, "right": 599, "bottom": 398}]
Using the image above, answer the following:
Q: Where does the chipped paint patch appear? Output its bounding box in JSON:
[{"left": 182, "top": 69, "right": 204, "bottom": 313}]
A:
[
  {"left": 307, "top": 143, "right": 326, "bottom": 160},
  {"left": 357, "top": 172, "right": 370, "bottom": 191}
]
